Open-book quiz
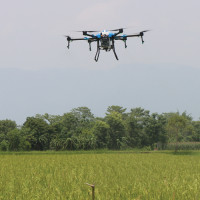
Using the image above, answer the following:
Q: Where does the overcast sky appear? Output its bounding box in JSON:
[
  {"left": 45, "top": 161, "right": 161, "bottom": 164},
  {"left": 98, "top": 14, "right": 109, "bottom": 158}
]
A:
[{"left": 0, "top": 0, "right": 200, "bottom": 124}]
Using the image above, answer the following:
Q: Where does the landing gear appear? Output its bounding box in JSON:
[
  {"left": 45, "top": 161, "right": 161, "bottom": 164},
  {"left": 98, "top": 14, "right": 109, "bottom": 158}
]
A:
[
  {"left": 112, "top": 39, "right": 119, "bottom": 60},
  {"left": 94, "top": 40, "right": 100, "bottom": 62},
  {"left": 94, "top": 39, "right": 119, "bottom": 62}
]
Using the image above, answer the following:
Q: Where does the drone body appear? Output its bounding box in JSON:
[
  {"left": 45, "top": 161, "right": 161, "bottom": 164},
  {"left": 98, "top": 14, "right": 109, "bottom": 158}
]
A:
[{"left": 65, "top": 28, "right": 149, "bottom": 62}]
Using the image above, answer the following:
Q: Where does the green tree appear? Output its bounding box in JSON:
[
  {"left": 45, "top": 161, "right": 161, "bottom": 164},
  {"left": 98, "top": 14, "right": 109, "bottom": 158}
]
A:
[
  {"left": 126, "top": 107, "right": 150, "bottom": 148},
  {"left": 93, "top": 120, "right": 110, "bottom": 148},
  {"left": 0, "top": 140, "right": 9, "bottom": 151},
  {"left": 7, "top": 129, "right": 21, "bottom": 151},
  {"left": 0, "top": 133, "right": 6, "bottom": 143},
  {"left": 50, "top": 136, "right": 64, "bottom": 151},
  {"left": 23, "top": 117, "right": 52, "bottom": 150},
  {"left": 35, "top": 113, "right": 63, "bottom": 125},
  {"left": 64, "top": 136, "right": 80, "bottom": 150},
  {"left": 167, "top": 113, "right": 187, "bottom": 152},
  {"left": 71, "top": 107, "right": 94, "bottom": 123},
  {"left": 144, "top": 113, "right": 168, "bottom": 149},
  {"left": 62, "top": 113, "right": 79, "bottom": 133},
  {"left": 78, "top": 130, "right": 96, "bottom": 150},
  {"left": 192, "top": 121, "right": 200, "bottom": 141},
  {"left": 0, "top": 120, "right": 17, "bottom": 135},
  {"left": 6, "top": 129, "right": 31, "bottom": 151},
  {"left": 107, "top": 105, "right": 127, "bottom": 118},
  {"left": 105, "top": 112, "right": 126, "bottom": 149}
]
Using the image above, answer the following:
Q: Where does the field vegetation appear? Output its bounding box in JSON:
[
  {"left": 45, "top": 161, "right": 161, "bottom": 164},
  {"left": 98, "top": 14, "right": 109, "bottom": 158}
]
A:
[
  {"left": 166, "top": 142, "right": 200, "bottom": 151},
  {"left": 0, "top": 151, "right": 200, "bottom": 200}
]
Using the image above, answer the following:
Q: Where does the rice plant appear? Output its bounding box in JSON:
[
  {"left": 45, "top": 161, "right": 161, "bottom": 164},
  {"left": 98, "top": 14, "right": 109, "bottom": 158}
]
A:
[{"left": 0, "top": 151, "right": 200, "bottom": 199}]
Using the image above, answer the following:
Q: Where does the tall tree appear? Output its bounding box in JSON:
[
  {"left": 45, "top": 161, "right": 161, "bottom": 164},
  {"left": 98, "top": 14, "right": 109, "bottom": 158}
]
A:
[
  {"left": 0, "top": 120, "right": 17, "bottom": 135},
  {"left": 126, "top": 107, "right": 150, "bottom": 147},
  {"left": 105, "top": 112, "right": 126, "bottom": 149},
  {"left": 93, "top": 120, "right": 110, "bottom": 148},
  {"left": 71, "top": 107, "right": 94, "bottom": 123},
  {"left": 107, "top": 105, "right": 126, "bottom": 114},
  {"left": 144, "top": 113, "right": 167, "bottom": 149},
  {"left": 23, "top": 117, "right": 52, "bottom": 150},
  {"left": 192, "top": 121, "right": 200, "bottom": 141},
  {"left": 167, "top": 113, "right": 187, "bottom": 152}
]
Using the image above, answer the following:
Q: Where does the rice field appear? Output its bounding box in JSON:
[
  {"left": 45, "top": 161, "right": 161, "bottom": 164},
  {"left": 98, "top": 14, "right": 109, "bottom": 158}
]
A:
[{"left": 0, "top": 151, "right": 200, "bottom": 200}]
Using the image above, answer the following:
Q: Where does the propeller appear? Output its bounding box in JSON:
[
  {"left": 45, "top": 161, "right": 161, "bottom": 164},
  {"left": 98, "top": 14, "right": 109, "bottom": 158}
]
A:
[
  {"left": 109, "top": 28, "right": 127, "bottom": 31},
  {"left": 139, "top": 30, "right": 150, "bottom": 36},
  {"left": 75, "top": 30, "right": 100, "bottom": 33},
  {"left": 64, "top": 35, "right": 72, "bottom": 40},
  {"left": 139, "top": 30, "right": 150, "bottom": 44}
]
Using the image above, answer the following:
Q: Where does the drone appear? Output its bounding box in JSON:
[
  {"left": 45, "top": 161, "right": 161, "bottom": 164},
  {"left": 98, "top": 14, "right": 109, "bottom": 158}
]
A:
[{"left": 65, "top": 28, "right": 149, "bottom": 62}]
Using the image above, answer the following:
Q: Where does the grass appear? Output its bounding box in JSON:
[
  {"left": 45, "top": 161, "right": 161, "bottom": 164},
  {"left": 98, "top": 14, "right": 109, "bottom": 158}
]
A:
[{"left": 0, "top": 150, "right": 200, "bottom": 199}]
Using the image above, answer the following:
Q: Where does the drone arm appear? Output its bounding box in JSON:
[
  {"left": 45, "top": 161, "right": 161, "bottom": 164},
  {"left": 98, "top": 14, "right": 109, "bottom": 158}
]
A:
[
  {"left": 125, "top": 30, "right": 149, "bottom": 44},
  {"left": 65, "top": 36, "right": 92, "bottom": 49},
  {"left": 126, "top": 34, "right": 144, "bottom": 43},
  {"left": 70, "top": 38, "right": 86, "bottom": 41},
  {"left": 67, "top": 38, "right": 84, "bottom": 49},
  {"left": 116, "top": 34, "right": 144, "bottom": 44},
  {"left": 88, "top": 39, "right": 97, "bottom": 51},
  {"left": 114, "top": 36, "right": 127, "bottom": 48}
]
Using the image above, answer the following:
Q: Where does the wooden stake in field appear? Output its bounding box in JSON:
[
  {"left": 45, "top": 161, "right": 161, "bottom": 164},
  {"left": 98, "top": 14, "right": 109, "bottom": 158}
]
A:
[{"left": 86, "top": 183, "right": 95, "bottom": 200}]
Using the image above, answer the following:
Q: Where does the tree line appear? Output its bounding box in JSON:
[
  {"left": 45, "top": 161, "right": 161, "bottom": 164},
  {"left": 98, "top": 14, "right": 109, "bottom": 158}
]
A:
[{"left": 0, "top": 106, "right": 200, "bottom": 151}]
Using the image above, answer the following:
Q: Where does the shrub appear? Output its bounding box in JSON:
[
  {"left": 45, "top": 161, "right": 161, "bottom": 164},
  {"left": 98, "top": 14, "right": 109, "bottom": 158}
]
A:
[
  {"left": 0, "top": 140, "right": 9, "bottom": 151},
  {"left": 165, "top": 142, "right": 200, "bottom": 150}
]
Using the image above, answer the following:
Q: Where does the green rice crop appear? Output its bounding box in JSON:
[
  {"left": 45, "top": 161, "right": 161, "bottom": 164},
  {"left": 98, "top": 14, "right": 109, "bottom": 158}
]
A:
[{"left": 0, "top": 151, "right": 200, "bottom": 199}]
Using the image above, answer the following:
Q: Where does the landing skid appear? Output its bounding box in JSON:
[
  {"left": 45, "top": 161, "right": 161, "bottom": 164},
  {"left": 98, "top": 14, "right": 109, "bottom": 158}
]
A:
[{"left": 94, "top": 40, "right": 119, "bottom": 62}]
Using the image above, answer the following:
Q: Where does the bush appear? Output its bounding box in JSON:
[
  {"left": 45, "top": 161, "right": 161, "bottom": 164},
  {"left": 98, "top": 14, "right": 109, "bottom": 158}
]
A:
[
  {"left": 165, "top": 142, "right": 200, "bottom": 150},
  {"left": 20, "top": 140, "right": 31, "bottom": 151},
  {"left": 0, "top": 140, "right": 9, "bottom": 151}
]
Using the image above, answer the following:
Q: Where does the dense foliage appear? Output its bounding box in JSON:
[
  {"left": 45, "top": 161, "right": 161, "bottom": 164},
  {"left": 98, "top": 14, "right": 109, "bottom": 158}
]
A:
[{"left": 0, "top": 106, "right": 200, "bottom": 151}]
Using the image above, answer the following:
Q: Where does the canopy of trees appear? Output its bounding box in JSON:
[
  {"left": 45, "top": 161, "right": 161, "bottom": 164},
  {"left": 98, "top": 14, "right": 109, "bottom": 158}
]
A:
[{"left": 0, "top": 106, "right": 199, "bottom": 151}]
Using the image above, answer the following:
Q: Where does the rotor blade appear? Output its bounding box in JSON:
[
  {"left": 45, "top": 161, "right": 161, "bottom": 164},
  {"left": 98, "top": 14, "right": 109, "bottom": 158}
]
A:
[
  {"left": 114, "top": 36, "right": 125, "bottom": 40},
  {"left": 140, "top": 30, "right": 150, "bottom": 33},
  {"left": 64, "top": 35, "right": 86, "bottom": 41},
  {"left": 109, "top": 28, "right": 127, "bottom": 31},
  {"left": 75, "top": 30, "right": 100, "bottom": 33},
  {"left": 64, "top": 35, "right": 72, "bottom": 41},
  {"left": 125, "top": 30, "right": 150, "bottom": 37}
]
